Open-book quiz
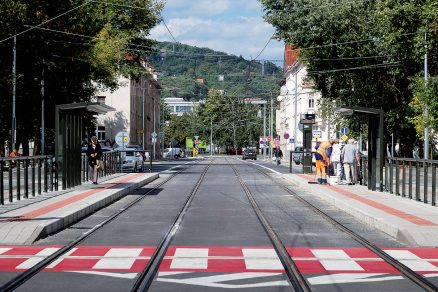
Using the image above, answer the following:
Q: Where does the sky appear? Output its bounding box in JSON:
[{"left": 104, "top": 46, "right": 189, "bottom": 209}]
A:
[{"left": 149, "top": 0, "right": 284, "bottom": 66}]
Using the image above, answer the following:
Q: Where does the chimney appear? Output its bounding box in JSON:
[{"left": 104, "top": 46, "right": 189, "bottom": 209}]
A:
[{"left": 97, "top": 96, "right": 106, "bottom": 104}]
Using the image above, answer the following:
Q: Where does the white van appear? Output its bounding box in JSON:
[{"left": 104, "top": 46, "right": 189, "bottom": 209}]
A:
[{"left": 162, "top": 148, "right": 182, "bottom": 158}]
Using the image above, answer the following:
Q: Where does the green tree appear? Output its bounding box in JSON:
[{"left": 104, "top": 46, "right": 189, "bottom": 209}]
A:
[
  {"left": 261, "top": 0, "right": 437, "bottom": 156},
  {"left": 0, "top": 0, "right": 162, "bottom": 152}
]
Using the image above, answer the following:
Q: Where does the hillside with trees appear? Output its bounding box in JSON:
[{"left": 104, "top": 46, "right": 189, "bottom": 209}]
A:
[{"left": 149, "top": 42, "right": 281, "bottom": 101}]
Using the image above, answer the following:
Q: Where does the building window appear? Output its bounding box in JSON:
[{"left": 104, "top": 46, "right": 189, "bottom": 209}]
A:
[
  {"left": 97, "top": 126, "right": 106, "bottom": 141},
  {"left": 308, "top": 93, "right": 315, "bottom": 109}
]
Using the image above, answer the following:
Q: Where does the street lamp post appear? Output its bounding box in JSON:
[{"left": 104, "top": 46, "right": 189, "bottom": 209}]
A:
[{"left": 11, "top": 36, "right": 17, "bottom": 150}]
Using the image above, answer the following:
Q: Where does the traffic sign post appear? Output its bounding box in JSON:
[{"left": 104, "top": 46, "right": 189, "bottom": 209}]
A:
[
  {"left": 115, "top": 131, "right": 129, "bottom": 149},
  {"left": 341, "top": 127, "right": 348, "bottom": 135}
]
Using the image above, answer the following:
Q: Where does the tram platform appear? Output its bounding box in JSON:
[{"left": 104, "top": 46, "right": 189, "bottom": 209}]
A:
[
  {"left": 0, "top": 172, "right": 158, "bottom": 245},
  {"left": 281, "top": 172, "right": 438, "bottom": 247}
]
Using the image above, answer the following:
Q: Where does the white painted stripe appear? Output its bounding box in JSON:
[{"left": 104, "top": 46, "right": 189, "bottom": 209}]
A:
[
  {"left": 242, "top": 249, "right": 283, "bottom": 270},
  {"left": 0, "top": 248, "right": 12, "bottom": 255},
  {"left": 384, "top": 250, "right": 438, "bottom": 271},
  {"left": 46, "top": 248, "right": 77, "bottom": 268},
  {"left": 15, "top": 248, "right": 60, "bottom": 269},
  {"left": 68, "top": 271, "right": 138, "bottom": 279},
  {"left": 92, "top": 248, "right": 142, "bottom": 269},
  {"left": 157, "top": 272, "right": 289, "bottom": 288},
  {"left": 311, "top": 249, "right": 364, "bottom": 271},
  {"left": 308, "top": 273, "right": 404, "bottom": 285},
  {"left": 170, "top": 248, "right": 208, "bottom": 269},
  {"left": 250, "top": 162, "right": 282, "bottom": 174}
]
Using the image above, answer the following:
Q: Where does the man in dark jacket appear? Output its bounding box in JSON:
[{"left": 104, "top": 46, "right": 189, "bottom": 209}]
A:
[{"left": 86, "top": 136, "right": 102, "bottom": 184}]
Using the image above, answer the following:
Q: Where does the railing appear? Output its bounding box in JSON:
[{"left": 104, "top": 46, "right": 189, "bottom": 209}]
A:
[
  {"left": 1, "top": 150, "right": 154, "bottom": 205},
  {"left": 385, "top": 157, "right": 437, "bottom": 206},
  {"left": 0, "top": 155, "right": 54, "bottom": 205}
]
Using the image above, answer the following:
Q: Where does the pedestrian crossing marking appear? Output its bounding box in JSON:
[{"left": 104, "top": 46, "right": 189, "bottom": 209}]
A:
[{"left": 0, "top": 246, "right": 437, "bottom": 275}]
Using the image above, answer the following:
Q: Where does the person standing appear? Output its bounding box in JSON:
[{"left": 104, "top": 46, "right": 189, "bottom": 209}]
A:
[
  {"left": 341, "top": 138, "right": 359, "bottom": 185},
  {"left": 330, "top": 140, "right": 344, "bottom": 184},
  {"left": 315, "top": 141, "right": 332, "bottom": 184},
  {"left": 86, "top": 136, "right": 102, "bottom": 184}
]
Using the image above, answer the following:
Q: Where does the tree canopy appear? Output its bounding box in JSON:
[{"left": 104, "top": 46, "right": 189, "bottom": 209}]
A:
[
  {"left": 261, "top": 0, "right": 437, "bottom": 155},
  {"left": 0, "top": 0, "right": 162, "bottom": 152}
]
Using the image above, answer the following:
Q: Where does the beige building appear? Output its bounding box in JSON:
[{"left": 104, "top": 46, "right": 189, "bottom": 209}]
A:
[{"left": 97, "top": 75, "right": 161, "bottom": 156}]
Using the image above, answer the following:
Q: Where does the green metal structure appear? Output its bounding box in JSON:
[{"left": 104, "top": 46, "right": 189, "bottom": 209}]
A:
[
  {"left": 334, "top": 106, "right": 384, "bottom": 191},
  {"left": 55, "top": 102, "right": 114, "bottom": 190}
]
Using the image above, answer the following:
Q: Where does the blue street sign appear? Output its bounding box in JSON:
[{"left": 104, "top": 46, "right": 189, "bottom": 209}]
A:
[
  {"left": 289, "top": 138, "right": 295, "bottom": 144},
  {"left": 195, "top": 145, "right": 199, "bottom": 150},
  {"left": 341, "top": 127, "right": 348, "bottom": 135}
]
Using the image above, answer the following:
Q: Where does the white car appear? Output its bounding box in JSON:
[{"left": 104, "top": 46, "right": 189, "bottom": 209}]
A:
[
  {"left": 121, "top": 148, "right": 144, "bottom": 172},
  {"left": 162, "top": 148, "right": 182, "bottom": 159}
]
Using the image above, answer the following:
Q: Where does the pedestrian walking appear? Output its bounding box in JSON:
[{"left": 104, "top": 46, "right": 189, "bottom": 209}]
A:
[
  {"left": 341, "top": 138, "right": 360, "bottom": 185},
  {"left": 86, "top": 136, "right": 102, "bottom": 184},
  {"left": 9, "top": 148, "right": 20, "bottom": 167},
  {"left": 314, "top": 141, "right": 332, "bottom": 184},
  {"left": 275, "top": 148, "right": 283, "bottom": 165},
  {"left": 330, "top": 140, "right": 344, "bottom": 184}
]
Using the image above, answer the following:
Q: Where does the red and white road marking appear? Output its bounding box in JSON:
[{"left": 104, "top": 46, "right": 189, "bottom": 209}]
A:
[{"left": 0, "top": 246, "right": 438, "bottom": 275}]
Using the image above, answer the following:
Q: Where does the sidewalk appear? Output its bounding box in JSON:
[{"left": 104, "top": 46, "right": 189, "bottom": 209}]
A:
[
  {"left": 281, "top": 172, "right": 438, "bottom": 247},
  {"left": 0, "top": 172, "right": 158, "bottom": 245}
]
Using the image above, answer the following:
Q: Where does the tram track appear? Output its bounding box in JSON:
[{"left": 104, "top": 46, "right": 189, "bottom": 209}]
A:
[
  {"left": 0, "top": 161, "right": 202, "bottom": 292},
  {"left": 131, "top": 159, "right": 214, "bottom": 291},
  {"left": 228, "top": 159, "right": 310, "bottom": 292},
  {"left": 239, "top": 159, "right": 438, "bottom": 292}
]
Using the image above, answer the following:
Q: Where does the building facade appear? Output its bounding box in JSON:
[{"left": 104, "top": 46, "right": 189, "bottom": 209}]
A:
[
  {"left": 276, "top": 45, "right": 331, "bottom": 160},
  {"left": 97, "top": 75, "right": 161, "bottom": 157},
  {"left": 164, "top": 97, "right": 200, "bottom": 116}
]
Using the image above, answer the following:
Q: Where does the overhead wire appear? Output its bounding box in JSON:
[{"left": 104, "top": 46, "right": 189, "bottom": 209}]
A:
[{"left": 0, "top": 1, "right": 92, "bottom": 44}]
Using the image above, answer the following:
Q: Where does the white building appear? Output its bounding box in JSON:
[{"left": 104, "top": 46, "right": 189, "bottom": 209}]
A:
[
  {"left": 96, "top": 75, "right": 161, "bottom": 155},
  {"left": 164, "top": 97, "right": 200, "bottom": 116},
  {"left": 276, "top": 45, "right": 331, "bottom": 160}
]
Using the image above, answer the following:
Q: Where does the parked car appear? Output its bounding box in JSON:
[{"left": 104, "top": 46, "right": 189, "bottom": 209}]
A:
[
  {"left": 292, "top": 146, "right": 303, "bottom": 165},
  {"left": 242, "top": 148, "right": 257, "bottom": 160},
  {"left": 121, "top": 148, "right": 144, "bottom": 172}
]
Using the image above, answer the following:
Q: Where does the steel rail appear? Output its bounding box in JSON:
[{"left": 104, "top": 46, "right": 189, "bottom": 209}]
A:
[
  {"left": 229, "top": 159, "right": 310, "bottom": 292},
  {"left": 132, "top": 159, "right": 214, "bottom": 292},
  {"left": 251, "top": 162, "right": 438, "bottom": 292},
  {"left": 0, "top": 162, "right": 199, "bottom": 292}
]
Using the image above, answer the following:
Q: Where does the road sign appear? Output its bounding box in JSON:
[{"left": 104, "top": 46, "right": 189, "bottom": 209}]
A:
[
  {"left": 194, "top": 139, "right": 199, "bottom": 145},
  {"left": 151, "top": 138, "right": 157, "bottom": 143},
  {"left": 312, "top": 130, "right": 322, "bottom": 138},
  {"left": 151, "top": 132, "right": 157, "bottom": 138},
  {"left": 342, "top": 134, "right": 348, "bottom": 141},
  {"left": 115, "top": 131, "right": 129, "bottom": 148},
  {"left": 136, "top": 129, "right": 144, "bottom": 134},
  {"left": 289, "top": 138, "right": 295, "bottom": 144},
  {"left": 283, "top": 133, "right": 290, "bottom": 139},
  {"left": 341, "top": 127, "right": 348, "bottom": 135}
]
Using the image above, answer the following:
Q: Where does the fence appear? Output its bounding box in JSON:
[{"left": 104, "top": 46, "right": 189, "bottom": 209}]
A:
[
  {"left": 0, "top": 150, "right": 153, "bottom": 205},
  {"left": 288, "top": 150, "right": 437, "bottom": 206}
]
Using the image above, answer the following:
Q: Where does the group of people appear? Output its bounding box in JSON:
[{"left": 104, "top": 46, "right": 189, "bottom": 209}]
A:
[{"left": 315, "top": 138, "right": 361, "bottom": 185}]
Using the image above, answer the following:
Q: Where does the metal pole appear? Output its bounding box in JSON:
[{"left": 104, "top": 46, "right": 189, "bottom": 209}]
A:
[
  {"left": 210, "top": 118, "right": 213, "bottom": 156},
  {"left": 142, "top": 87, "right": 145, "bottom": 150},
  {"left": 270, "top": 93, "right": 273, "bottom": 159},
  {"left": 41, "top": 68, "right": 45, "bottom": 155},
  {"left": 263, "top": 103, "right": 266, "bottom": 160},
  {"left": 424, "top": 32, "right": 429, "bottom": 159},
  {"left": 153, "top": 94, "right": 156, "bottom": 160},
  {"left": 12, "top": 36, "right": 17, "bottom": 149},
  {"left": 294, "top": 72, "right": 298, "bottom": 149}
]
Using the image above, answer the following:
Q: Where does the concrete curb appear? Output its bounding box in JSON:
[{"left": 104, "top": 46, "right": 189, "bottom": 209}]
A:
[
  {"left": 25, "top": 173, "right": 159, "bottom": 244},
  {"left": 280, "top": 173, "right": 438, "bottom": 247}
]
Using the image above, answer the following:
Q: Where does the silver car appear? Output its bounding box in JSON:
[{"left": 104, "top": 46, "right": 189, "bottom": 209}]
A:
[{"left": 121, "top": 149, "right": 144, "bottom": 172}]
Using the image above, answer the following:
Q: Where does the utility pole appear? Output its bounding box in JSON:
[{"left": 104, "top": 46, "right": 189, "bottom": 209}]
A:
[
  {"left": 424, "top": 32, "right": 429, "bottom": 159},
  {"left": 263, "top": 103, "right": 266, "bottom": 160},
  {"left": 153, "top": 94, "right": 156, "bottom": 160},
  {"left": 294, "top": 72, "right": 298, "bottom": 149},
  {"left": 41, "top": 68, "right": 45, "bottom": 155},
  {"left": 210, "top": 118, "right": 213, "bottom": 156},
  {"left": 142, "top": 87, "right": 145, "bottom": 150},
  {"left": 12, "top": 36, "right": 17, "bottom": 150},
  {"left": 269, "top": 93, "right": 273, "bottom": 159}
]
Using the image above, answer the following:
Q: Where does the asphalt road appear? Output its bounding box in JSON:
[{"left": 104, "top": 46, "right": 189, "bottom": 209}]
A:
[{"left": 1, "top": 157, "right": 434, "bottom": 291}]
